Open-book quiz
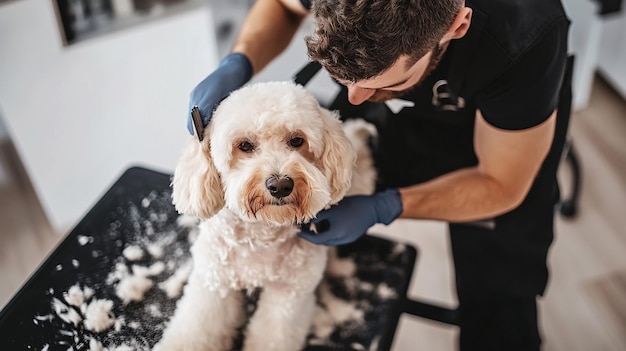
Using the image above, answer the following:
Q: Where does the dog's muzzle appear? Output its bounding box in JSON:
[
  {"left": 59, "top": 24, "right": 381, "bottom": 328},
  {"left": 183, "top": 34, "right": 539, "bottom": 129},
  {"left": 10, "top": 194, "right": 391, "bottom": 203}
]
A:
[{"left": 265, "top": 175, "right": 294, "bottom": 199}]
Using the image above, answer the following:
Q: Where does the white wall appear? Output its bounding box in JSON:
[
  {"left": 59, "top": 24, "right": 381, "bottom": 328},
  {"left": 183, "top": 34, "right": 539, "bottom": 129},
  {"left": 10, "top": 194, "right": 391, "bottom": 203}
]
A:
[
  {"left": 0, "top": 112, "right": 8, "bottom": 186},
  {"left": 0, "top": 0, "right": 219, "bottom": 231},
  {"left": 0, "top": 116, "right": 7, "bottom": 142},
  {"left": 563, "top": 0, "right": 604, "bottom": 111},
  {"left": 597, "top": 10, "right": 626, "bottom": 99}
]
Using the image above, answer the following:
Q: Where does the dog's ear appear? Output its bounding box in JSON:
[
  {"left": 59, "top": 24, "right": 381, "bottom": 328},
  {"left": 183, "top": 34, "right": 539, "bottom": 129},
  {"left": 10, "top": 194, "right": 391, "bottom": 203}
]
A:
[
  {"left": 319, "top": 108, "right": 355, "bottom": 204},
  {"left": 171, "top": 138, "right": 224, "bottom": 219}
]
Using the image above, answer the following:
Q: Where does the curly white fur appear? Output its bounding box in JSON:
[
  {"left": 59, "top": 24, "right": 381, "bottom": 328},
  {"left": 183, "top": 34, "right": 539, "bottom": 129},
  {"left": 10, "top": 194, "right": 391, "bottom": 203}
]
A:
[{"left": 156, "top": 82, "right": 362, "bottom": 351}]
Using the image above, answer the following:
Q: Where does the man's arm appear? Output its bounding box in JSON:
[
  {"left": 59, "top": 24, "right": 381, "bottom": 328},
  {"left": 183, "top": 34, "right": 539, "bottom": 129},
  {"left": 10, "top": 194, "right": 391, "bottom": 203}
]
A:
[
  {"left": 298, "top": 110, "right": 556, "bottom": 246},
  {"left": 398, "top": 110, "right": 556, "bottom": 222},
  {"left": 232, "top": 0, "right": 309, "bottom": 75}
]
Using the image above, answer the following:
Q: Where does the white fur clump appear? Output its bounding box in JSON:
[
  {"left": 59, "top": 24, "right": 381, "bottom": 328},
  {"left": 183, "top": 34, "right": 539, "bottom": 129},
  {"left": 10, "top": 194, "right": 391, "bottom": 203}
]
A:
[
  {"left": 376, "top": 283, "right": 397, "bottom": 300},
  {"left": 176, "top": 214, "right": 200, "bottom": 228},
  {"left": 132, "top": 261, "right": 165, "bottom": 277},
  {"left": 106, "top": 262, "right": 129, "bottom": 285},
  {"left": 146, "top": 243, "right": 164, "bottom": 259},
  {"left": 83, "top": 286, "right": 95, "bottom": 300},
  {"left": 33, "top": 314, "right": 54, "bottom": 326},
  {"left": 63, "top": 284, "right": 85, "bottom": 307},
  {"left": 77, "top": 235, "right": 93, "bottom": 246},
  {"left": 310, "top": 281, "right": 366, "bottom": 342},
  {"left": 176, "top": 215, "right": 201, "bottom": 243},
  {"left": 89, "top": 338, "right": 106, "bottom": 351},
  {"left": 392, "top": 243, "right": 406, "bottom": 254},
  {"left": 83, "top": 299, "right": 115, "bottom": 332},
  {"left": 109, "top": 249, "right": 163, "bottom": 305},
  {"left": 147, "top": 303, "right": 163, "bottom": 318},
  {"left": 115, "top": 274, "right": 154, "bottom": 305},
  {"left": 122, "top": 245, "right": 143, "bottom": 261},
  {"left": 318, "top": 281, "right": 365, "bottom": 324},
  {"left": 158, "top": 81, "right": 363, "bottom": 351},
  {"left": 359, "top": 281, "right": 375, "bottom": 293},
  {"left": 310, "top": 305, "right": 335, "bottom": 342},
  {"left": 114, "top": 316, "right": 125, "bottom": 332},
  {"left": 52, "top": 298, "right": 82, "bottom": 326},
  {"left": 158, "top": 259, "right": 192, "bottom": 299},
  {"left": 141, "top": 197, "right": 151, "bottom": 208},
  {"left": 107, "top": 258, "right": 165, "bottom": 304},
  {"left": 144, "top": 221, "right": 155, "bottom": 236},
  {"left": 325, "top": 249, "right": 357, "bottom": 277},
  {"left": 53, "top": 284, "right": 115, "bottom": 337}
]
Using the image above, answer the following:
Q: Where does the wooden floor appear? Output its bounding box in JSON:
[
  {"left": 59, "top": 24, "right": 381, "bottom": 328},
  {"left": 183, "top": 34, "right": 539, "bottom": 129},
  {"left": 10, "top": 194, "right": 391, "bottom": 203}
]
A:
[
  {"left": 0, "top": 142, "right": 61, "bottom": 308},
  {"left": 0, "top": 75, "right": 624, "bottom": 350}
]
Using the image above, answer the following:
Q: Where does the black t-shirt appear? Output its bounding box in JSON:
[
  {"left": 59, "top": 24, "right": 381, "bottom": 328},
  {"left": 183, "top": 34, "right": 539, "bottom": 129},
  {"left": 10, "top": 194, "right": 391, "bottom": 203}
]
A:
[
  {"left": 301, "top": 0, "right": 569, "bottom": 130},
  {"left": 301, "top": 0, "right": 570, "bottom": 204},
  {"left": 449, "top": 0, "right": 570, "bottom": 130}
]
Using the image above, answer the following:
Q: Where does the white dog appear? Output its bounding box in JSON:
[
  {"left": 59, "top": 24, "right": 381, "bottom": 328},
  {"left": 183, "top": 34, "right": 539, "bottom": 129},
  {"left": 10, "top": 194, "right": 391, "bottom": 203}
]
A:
[{"left": 155, "top": 81, "right": 365, "bottom": 351}]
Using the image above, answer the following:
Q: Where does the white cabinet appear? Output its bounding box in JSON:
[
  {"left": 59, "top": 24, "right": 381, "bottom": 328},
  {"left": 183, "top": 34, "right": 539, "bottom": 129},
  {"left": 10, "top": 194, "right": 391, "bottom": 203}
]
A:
[{"left": 563, "top": 0, "right": 626, "bottom": 107}]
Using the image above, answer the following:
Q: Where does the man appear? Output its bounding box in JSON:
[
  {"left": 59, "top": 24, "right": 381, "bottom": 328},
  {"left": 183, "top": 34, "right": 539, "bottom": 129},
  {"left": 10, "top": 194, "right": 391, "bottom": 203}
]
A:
[{"left": 187, "top": 0, "right": 570, "bottom": 349}]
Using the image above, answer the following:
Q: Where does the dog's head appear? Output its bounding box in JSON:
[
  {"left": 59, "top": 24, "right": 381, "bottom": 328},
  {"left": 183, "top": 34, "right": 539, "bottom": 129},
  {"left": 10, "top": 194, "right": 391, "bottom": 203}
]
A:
[{"left": 172, "top": 81, "right": 354, "bottom": 226}]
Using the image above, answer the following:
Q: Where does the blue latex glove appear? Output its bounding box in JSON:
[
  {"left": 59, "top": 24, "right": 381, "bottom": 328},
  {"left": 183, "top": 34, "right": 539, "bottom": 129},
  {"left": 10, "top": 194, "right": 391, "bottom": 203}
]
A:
[
  {"left": 187, "top": 53, "right": 253, "bottom": 135},
  {"left": 298, "top": 189, "right": 403, "bottom": 246}
]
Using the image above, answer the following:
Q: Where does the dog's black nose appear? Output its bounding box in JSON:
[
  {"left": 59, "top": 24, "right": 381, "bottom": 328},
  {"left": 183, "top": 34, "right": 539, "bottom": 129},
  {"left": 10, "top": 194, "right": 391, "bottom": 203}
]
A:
[{"left": 265, "top": 176, "right": 294, "bottom": 198}]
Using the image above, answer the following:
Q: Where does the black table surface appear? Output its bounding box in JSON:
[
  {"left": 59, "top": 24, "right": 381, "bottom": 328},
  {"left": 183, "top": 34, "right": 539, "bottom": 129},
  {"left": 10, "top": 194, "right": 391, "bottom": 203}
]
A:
[{"left": 0, "top": 167, "right": 417, "bottom": 351}]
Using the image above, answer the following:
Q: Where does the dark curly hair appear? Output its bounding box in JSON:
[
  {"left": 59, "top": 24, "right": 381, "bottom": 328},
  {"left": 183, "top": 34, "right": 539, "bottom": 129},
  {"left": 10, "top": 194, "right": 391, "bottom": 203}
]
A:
[{"left": 306, "top": 0, "right": 463, "bottom": 82}]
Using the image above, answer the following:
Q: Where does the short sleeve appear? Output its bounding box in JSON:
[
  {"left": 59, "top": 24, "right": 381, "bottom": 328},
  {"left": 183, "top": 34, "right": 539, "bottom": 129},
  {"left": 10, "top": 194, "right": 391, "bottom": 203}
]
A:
[{"left": 476, "top": 19, "right": 569, "bottom": 130}]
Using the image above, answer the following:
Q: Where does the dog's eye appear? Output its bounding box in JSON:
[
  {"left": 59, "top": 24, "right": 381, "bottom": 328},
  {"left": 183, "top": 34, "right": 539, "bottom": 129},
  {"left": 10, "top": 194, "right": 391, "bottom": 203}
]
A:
[
  {"left": 289, "top": 137, "right": 304, "bottom": 148},
  {"left": 238, "top": 141, "right": 254, "bottom": 152}
]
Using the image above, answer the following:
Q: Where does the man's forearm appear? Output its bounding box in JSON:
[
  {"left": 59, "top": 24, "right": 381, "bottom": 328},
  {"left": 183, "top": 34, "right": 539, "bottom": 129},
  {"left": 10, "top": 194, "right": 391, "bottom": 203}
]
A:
[
  {"left": 398, "top": 167, "right": 527, "bottom": 222},
  {"left": 231, "top": 0, "right": 306, "bottom": 75}
]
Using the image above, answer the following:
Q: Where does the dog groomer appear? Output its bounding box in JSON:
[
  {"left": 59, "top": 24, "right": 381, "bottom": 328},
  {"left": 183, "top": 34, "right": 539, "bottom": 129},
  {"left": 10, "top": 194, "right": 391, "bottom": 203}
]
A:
[{"left": 186, "top": 0, "right": 570, "bottom": 349}]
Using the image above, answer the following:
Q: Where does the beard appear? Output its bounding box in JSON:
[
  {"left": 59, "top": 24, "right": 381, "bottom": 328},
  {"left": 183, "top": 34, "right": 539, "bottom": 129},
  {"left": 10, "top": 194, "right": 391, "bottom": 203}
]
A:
[{"left": 367, "top": 43, "right": 448, "bottom": 103}]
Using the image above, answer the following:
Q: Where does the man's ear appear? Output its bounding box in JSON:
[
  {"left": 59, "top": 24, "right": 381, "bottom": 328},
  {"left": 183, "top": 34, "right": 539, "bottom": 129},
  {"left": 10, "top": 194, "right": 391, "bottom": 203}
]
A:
[{"left": 442, "top": 7, "right": 473, "bottom": 43}]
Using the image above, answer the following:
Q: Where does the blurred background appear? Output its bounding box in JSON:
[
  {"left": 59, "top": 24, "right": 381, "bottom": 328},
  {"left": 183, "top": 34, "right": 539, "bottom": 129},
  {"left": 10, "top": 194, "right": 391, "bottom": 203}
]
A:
[{"left": 0, "top": 0, "right": 624, "bottom": 350}]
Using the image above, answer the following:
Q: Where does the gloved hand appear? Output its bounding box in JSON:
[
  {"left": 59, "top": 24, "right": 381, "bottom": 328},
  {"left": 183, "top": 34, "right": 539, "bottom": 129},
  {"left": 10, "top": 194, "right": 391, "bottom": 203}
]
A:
[
  {"left": 298, "top": 189, "right": 403, "bottom": 246},
  {"left": 187, "top": 53, "right": 253, "bottom": 135}
]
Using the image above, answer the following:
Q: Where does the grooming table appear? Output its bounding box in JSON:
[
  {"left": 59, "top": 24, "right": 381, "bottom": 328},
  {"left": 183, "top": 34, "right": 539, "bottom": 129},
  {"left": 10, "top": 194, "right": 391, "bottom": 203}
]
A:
[{"left": 0, "top": 167, "right": 455, "bottom": 351}]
